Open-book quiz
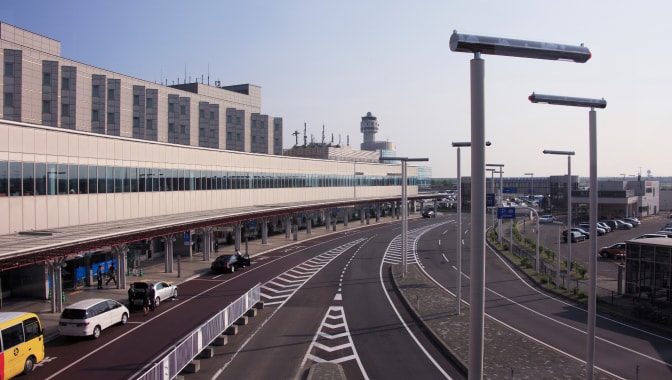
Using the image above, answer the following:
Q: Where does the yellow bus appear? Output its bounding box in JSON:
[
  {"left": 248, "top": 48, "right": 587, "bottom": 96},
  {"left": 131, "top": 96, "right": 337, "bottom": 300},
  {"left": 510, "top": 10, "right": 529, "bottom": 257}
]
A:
[{"left": 0, "top": 312, "right": 45, "bottom": 379}]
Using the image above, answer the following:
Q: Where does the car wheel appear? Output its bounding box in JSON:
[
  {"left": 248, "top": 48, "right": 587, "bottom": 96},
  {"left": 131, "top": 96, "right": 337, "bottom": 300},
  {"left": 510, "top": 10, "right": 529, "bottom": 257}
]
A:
[
  {"left": 120, "top": 312, "right": 128, "bottom": 325},
  {"left": 92, "top": 325, "right": 102, "bottom": 339},
  {"left": 155, "top": 297, "right": 160, "bottom": 307},
  {"left": 172, "top": 289, "right": 178, "bottom": 299},
  {"left": 23, "top": 356, "right": 35, "bottom": 374}
]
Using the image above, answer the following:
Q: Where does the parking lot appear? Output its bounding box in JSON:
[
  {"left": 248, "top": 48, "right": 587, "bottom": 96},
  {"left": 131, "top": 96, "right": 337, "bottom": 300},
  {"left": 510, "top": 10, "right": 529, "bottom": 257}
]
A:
[{"left": 518, "top": 213, "right": 670, "bottom": 292}]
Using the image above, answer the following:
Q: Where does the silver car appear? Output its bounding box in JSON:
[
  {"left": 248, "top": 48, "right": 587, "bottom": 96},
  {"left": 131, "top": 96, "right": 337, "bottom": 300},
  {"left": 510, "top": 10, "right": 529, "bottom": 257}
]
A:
[{"left": 129, "top": 281, "right": 178, "bottom": 310}]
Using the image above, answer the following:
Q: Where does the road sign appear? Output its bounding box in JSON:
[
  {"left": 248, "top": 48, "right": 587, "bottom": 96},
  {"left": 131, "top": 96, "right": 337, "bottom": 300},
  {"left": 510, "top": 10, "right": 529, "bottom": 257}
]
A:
[
  {"left": 503, "top": 187, "right": 517, "bottom": 194},
  {"left": 487, "top": 193, "right": 496, "bottom": 207},
  {"left": 497, "top": 207, "right": 516, "bottom": 219}
]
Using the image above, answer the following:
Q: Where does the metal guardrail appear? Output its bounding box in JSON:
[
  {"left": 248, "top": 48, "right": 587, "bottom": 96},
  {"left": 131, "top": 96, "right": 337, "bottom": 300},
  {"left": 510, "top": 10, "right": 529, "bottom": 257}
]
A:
[{"left": 135, "top": 283, "right": 261, "bottom": 380}]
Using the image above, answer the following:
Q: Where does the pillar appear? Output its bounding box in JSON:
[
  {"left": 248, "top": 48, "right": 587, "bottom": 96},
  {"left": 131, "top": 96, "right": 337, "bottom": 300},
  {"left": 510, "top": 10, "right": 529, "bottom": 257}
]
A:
[
  {"left": 235, "top": 224, "right": 242, "bottom": 252},
  {"left": 262, "top": 218, "right": 269, "bottom": 244},
  {"left": 111, "top": 244, "right": 129, "bottom": 289},
  {"left": 376, "top": 204, "right": 381, "bottom": 222},
  {"left": 162, "top": 235, "right": 175, "bottom": 273},
  {"left": 306, "top": 214, "right": 312, "bottom": 234},
  {"left": 202, "top": 227, "right": 213, "bottom": 261},
  {"left": 284, "top": 216, "right": 291, "bottom": 238},
  {"left": 325, "top": 211, "right": 331, "bottom": 231}
]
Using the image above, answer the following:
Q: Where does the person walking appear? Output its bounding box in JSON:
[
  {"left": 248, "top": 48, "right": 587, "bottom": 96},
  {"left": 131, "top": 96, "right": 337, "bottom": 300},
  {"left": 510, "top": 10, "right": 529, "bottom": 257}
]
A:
[
  {"left": 128, "top": 284, "right": 136, "bottom": 312},
  {"left": 147, "top": 283, "right": 156, "bottom": 312},
  {"left": 106, "top": 263, "right": 117, "bottom": 286},
  {"left": 96, "top": 265, "right": 103, "bottom": 289}
]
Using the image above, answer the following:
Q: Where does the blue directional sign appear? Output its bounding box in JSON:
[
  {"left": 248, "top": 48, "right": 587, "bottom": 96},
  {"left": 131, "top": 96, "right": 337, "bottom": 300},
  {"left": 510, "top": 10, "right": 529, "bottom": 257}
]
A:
[
  {"left": 497, "top": 207, "right": 516, "bottom": 219},
  {"left": 486, "top": 193, "right": 496, "bottom": 207},
  {"left": 503, "top": 187, "right": 517, "bottom": 194}
]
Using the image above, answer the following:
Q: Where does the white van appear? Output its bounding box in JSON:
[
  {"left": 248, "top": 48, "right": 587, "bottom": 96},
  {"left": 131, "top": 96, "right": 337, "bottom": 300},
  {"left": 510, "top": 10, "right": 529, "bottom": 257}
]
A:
[{"left": 58, "top": 298, "right": 129, "bottom": 339}]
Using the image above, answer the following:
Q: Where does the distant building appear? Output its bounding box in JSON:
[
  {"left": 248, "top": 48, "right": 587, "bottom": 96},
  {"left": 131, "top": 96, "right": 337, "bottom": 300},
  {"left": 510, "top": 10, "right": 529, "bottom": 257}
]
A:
[{"left": 360, "top": 112, "right": 396, "bottom": 155}]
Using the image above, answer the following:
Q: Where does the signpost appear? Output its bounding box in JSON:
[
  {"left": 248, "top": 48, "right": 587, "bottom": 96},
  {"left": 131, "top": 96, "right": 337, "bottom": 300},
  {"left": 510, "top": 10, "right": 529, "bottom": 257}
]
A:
[{"left": 497, "top": 207, "right": 516, "bottom": 219}]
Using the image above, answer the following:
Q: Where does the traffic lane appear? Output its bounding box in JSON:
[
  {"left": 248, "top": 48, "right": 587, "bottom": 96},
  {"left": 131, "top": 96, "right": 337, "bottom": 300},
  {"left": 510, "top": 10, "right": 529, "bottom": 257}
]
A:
[
  {"left": 346, "top": 225, "right": 461, "bottom": 379},
  {"left": 207, "top": 237, "right": 372, "bottom": 379},
  {"left": 42, "top": 239, "right": 351, "bottom": 380}
]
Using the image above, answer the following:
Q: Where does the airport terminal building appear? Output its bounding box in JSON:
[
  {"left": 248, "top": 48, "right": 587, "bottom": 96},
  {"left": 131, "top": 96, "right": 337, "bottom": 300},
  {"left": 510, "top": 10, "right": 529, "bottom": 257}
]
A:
[{"left": 0, "top": 23, "right": 418, "bottom": 301}]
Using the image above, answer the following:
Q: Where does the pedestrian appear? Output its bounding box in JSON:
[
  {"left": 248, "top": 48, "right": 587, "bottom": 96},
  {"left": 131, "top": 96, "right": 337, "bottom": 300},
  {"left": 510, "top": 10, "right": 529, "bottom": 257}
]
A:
[
  {"left": 128, "top": 284, "right": 136, "bottom": 312},
  {"left": 96, "top": 265, "right": 103, "bottom": 289},
  {"left": 142, "top": 286, "right": 150, "bottom": 315},
  {"left": 147, "top": 283, "right": 156, "bottom": 311},
  {"left": 106, "top": 263, "right": 117, "bottom": 286}
]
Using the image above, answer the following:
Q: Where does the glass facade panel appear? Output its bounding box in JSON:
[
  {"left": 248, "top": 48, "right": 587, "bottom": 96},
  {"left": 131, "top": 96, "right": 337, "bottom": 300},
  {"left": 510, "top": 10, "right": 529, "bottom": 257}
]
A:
[
  {"left": 22, "top": 162, "right": 34, "bottom": 196},
  {"left": 57, "top": 164, "right": 68, "bottom": 194},
  {"left": 68, "top": 164, "right": 78, "bottom": 194},
  {"left": 0, "top": 161, "right": 7, "bottom": 196},
  {"left": 78, "top": 165, "right": 88, "bottom": 194},
  {"left": 9, "top": 162, "right": 21, "bottom": 196},
  {"left": 88, "top": 166, "right": 97, "bottom": 194},
  {"left": 35, "top": 163, "right": 46, "bottom": 195}
]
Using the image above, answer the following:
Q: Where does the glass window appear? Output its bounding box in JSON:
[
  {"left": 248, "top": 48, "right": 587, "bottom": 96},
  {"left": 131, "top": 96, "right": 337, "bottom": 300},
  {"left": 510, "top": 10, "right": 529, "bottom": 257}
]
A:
[
  {"left": 58, "top": 164, "right": 68, "bottom": 194},
  {"left": 42, "top": 100, "right": 51, "bottom": 114},
  {"left": 151, "top": 168, "right": 160, "bottom": 192},
  {"left": 61, "top": 104, "right": 70, "bottom": 117},
  {"left": 22, "top": 162, "right": 34, "bottom": 196},
  {"left": 180, "top": 105, "right": 186, "bottom": 115},
  {"left": 0, "top": 161, "right": 8, "bottom": 196},
  {"left": 78, "top": 165, "right": 88, "bottom": 194},
  {"left": 169, "top": 123, "right": 174, "bottom": 132},
  {"left": 133, "top": 95, "right": 140, "bottom": 106},
  {"left": 123, "top": 167, "right": 131, "bottom": 192},
  {"left": 1, "top": 323, "right": 25, "bottom": 349},
  {"left": 169, "top": 103, "right": 174, "bottom": 113},
  {"left": 114, "top": 167, "right": 123, "bottom": 193},
  {"left": 62, "top": 77, "right": 70, "bottom": 90},
  {"left": 130, "top": 167, "right": 138, "bottom": 192},
  {"left": 180, "top": 125, "right": 186, "bottom": 134},
  {"left": 35, "top": 163, "right": 46, "bottom": 195},
  {"left": 108, "top": 88, "right": 115, "bottom": 100},
  {"left": 8, "top": 162, "right": 21, "bottom": 196},
  {"left": 92, "top": 85, "right": 99, "bottom": 97},
  {"left": 47, "top": 164, "right": 57, "bottom": 195},
  {"left": 210, "top": 111, "right": 215, "bottom": 120},
  {"left": 88, "top": 166, "right": 97, "bottom": 194},
  {"left": 92, "top": 109, "right": 99, "bottom": 122},
  {"left": 4, "top": 92, "right": 13, "bottom": 106},
  {"left": 107, "top": 113, "right": 115, "bottom": 124},
  {"left": 97, "top": 166, "right": 106, "bottom": 194},
  {"left": 227, "top": 115, "right": 232, "bottom": 123},
  {"left": 4, "top": 62, "right": 13, "bottom": 76},
  {"left": 147, "top": 119, "right": 153, "bottom": 130},
  {"left": 138, "top": 168, "right": 146, "bottom": 192},
  {"left": 147, "top": 98, "right": 153, "bottom": 108},
  {"left": 68, "top": 164, "right": 77, "bottom": 194},
  {"left": 133, "top": 117, "right": 140, "bottom": 128},
  {"left": 106, "top": 167, "right": 114, "bottom": 193},
  {"left": 42, "top": 72, "right": 51, "bottom": 86},
  {"left": 199, "top": 109, "right": 205, "bottom": 118}
]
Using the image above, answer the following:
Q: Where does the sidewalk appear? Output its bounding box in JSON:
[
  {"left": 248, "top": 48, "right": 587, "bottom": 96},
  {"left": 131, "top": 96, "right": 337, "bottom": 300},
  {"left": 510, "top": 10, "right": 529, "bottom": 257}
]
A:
[{"left": 0, "top": 215, "right": 401, "bottom": 343}]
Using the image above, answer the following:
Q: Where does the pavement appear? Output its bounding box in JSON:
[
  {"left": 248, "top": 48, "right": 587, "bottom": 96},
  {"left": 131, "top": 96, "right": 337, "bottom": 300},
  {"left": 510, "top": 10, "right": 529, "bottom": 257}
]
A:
[{"left": 0, "top": 212, "right": 625, "bottom": 379}]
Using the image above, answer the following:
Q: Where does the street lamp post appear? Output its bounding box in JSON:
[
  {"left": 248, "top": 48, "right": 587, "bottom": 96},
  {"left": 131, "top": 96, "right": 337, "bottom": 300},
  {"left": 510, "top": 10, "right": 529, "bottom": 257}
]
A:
[
  {"left": 524, "top": 172, "right": 534, "bottom": 197},
  {"left": 380, "top": 157, "right": 429, "bottom": 277},
  {"left": 487, "top": 164, "right": 504, "bottom": 244},
  {"left": 452, "top": 141, "right": 490, "bottom": 316},
  {"left": 543, "top": 150, "right": 575, "bottom": 278},
  {"left": 450, "top": 30, "right": 590, "bottom": 379},
  {"left": 530, "top": 93, "right": 606, "bottom": 380}
]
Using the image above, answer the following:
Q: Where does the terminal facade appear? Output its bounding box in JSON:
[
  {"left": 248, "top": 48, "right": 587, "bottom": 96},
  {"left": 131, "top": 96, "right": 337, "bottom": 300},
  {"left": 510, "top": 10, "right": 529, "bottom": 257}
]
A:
[{"left": 0, "top": 23, "right": 420, "bottom": 302}]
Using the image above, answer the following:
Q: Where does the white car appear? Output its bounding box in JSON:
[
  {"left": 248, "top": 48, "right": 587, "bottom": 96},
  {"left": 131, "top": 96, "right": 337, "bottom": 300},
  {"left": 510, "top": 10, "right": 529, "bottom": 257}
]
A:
[
  {"left": 129, "top": 281, "right": 178, "bottom": 310},
  {"left": 59, "top": 298, "right": 129, "bottom": 339},
  {"left": 538, "top": 215, "right": 555, "bottom": 223}
]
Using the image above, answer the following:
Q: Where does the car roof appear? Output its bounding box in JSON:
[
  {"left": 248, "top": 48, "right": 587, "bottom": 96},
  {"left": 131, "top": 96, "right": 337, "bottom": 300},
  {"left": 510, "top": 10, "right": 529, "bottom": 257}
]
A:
[{"left": 64, "top": 298, "right": 113, "bottom": 309}]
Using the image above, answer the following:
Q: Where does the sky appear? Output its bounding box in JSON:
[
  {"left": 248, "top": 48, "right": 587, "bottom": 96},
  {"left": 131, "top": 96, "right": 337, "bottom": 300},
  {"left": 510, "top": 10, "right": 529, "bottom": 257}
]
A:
[{"left": 2, "top": 1, "right": 671, "bottom": 179}]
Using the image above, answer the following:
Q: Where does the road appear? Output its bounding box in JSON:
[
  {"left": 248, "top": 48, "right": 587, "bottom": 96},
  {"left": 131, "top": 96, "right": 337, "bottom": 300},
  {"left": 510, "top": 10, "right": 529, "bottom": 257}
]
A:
[{"left": 416, "top": 212, "right": 672, "bottom": 379}]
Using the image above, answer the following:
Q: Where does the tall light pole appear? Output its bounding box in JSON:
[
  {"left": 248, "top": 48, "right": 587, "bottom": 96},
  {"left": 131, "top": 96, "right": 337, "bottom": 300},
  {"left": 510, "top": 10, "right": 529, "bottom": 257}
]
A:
[
  {"left": 543, "top": 150, "right": 575, "bottom": 278},
  {"left": 486, "top": 168, "right": 496, "bottom": 229},
  {"left": 450, "top": 31, "right": 590, "bottom": 380},
  {"left": 487, "top": 164, "right": 504, "bottom": 244},
  {"left": 380, "top": 157, "right": 429, "bottom": 277},
  {"left": 452, "top": 141, "right": 491, "bottom": 316},
  {"left": 530, "top": 93, "right": 606, "bottom": 380},
  {"left": 524, "top": 172, "right": 534, "bottom": 198}
]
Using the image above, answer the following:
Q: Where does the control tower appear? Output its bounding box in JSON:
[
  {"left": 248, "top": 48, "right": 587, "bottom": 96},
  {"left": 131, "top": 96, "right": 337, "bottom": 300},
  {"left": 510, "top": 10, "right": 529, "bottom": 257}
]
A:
[{"left": 360, "top": 112, "right": 396, "bottom": 155}]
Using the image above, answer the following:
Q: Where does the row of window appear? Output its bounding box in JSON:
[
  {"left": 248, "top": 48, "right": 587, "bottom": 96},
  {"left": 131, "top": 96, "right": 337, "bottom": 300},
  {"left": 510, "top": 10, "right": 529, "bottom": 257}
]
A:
[{"left": 0, "top": 161, "right": 412, "bottom": 197}]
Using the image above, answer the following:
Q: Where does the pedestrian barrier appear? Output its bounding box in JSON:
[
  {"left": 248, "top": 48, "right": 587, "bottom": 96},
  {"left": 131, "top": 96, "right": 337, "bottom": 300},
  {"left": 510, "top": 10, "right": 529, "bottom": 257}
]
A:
[{"left": 134, "top": 283, "right": 261, "bottom": 380}]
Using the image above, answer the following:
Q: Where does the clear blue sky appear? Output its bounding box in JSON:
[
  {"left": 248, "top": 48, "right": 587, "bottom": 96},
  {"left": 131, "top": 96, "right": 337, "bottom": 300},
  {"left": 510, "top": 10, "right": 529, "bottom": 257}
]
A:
[{"left": 2, "top": 1, "right": 670, "bottom": 179}]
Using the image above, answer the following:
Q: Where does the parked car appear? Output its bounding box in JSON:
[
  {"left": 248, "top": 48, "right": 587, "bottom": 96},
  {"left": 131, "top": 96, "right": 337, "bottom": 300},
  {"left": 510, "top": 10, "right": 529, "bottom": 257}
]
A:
[
  {"left": 539, "top": 215, "right": 555, "bottom": 223},
  {"left": 622, "top": 217, "right": 640, "bottom": 227},
  {"left": 422, "top": 208, "right": 436, "bottom": 218},
  {"left": 571, "top": 227, "right": 590, "bottom": 239},
  {"left": 598, "top": 243, "right": 626, "bottom": 259},
  {"left": 211, "top": 253, "right": 251, "bottom": 273},
  {"left": 633, "top": 233, "right": 669, "bottom": 240},
  {"left": 600, "top": 220, "right": 618, "bottom": 231},
  {"left": 562, "top": 230, "right": 586, "bottom": 243},
  {"left": 615, "top": 219, "right": 633, "bottom": 230},
  {"left": 579, "top": 223, "right": 605, "bottom": 236},
  {"left": 655, "top": 231, "right": 672, "bottom": 238},
  {"left": 59, "top": 298, "right": 129, "bottom": 339},
  {"left": 129, "top": 281, "right": 178, "bottom": 310},
  {"left": 597, "top": 222, "right": 612, "bottom": 233}
]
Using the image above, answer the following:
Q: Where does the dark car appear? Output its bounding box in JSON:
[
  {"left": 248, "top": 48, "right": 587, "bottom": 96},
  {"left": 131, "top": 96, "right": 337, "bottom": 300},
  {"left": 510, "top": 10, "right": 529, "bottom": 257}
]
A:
[
  {"left": 422, "top": 208, "right": 436, "bottom": 218},
  {"left": 211, "top": 253, "right": 251, "bottom": 273},
  {"left": 129, "top": 281, "right": 178, "bottom": 311},
  {"left": 571, "top": 227, "right": 590, "bottom": 239},
  {"left": 562, "top": 230, "right": 586, "bottom": 243}
]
